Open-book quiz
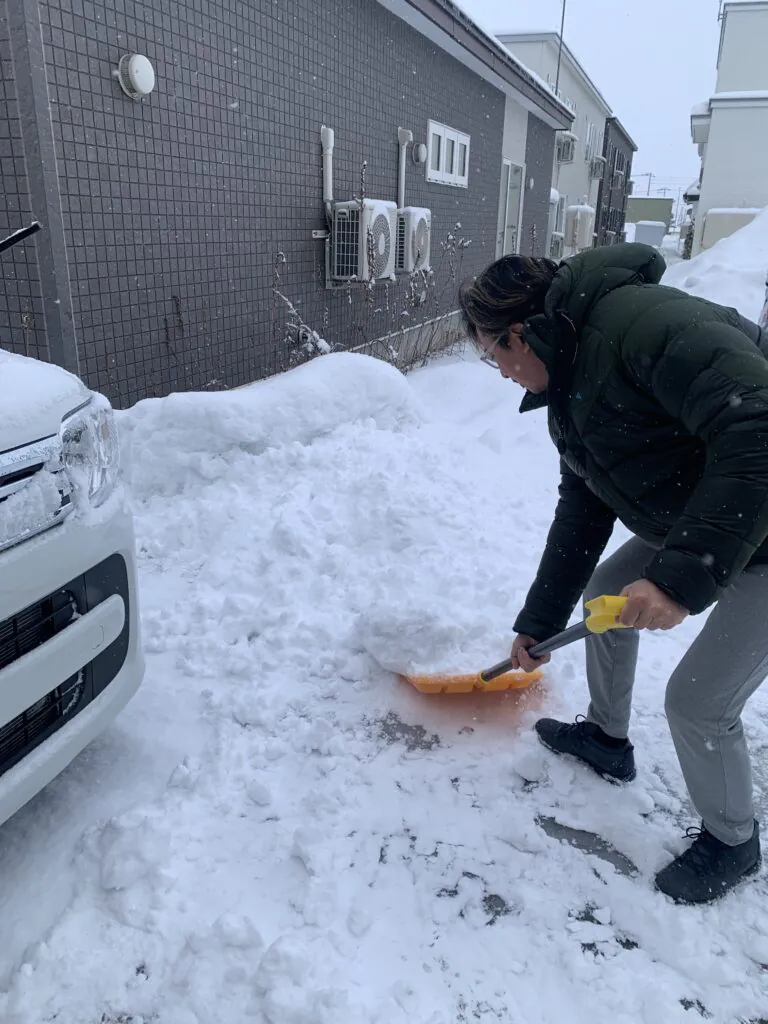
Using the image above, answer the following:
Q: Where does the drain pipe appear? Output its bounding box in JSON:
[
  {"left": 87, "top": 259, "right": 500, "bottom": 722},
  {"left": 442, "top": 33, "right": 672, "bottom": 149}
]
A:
[
  {"left": 320, "top": 125, "right": 334, "bottom": 226},
  {"left": 397, "top": 127, "right": 413, "bottom": 210}
]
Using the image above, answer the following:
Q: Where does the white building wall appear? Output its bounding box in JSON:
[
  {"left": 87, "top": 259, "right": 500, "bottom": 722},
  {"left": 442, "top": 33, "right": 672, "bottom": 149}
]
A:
[
  {"left": 691, "top": 2, "right": 768, "bottom": 255},
  {"left": 502, "top": 96, "right": 528, "bottom": 167},
  {"left": 716, "top": 2, "right": 768, "bottom": 93},
  {"left": 499, "top": 35, "right": 611, "bottom": 254},
  {"left": 693, "top": 101, "right": 768, "bottom": 253},
  {"left": 495, "top": 97, "right": 529, "bottom": 258}
]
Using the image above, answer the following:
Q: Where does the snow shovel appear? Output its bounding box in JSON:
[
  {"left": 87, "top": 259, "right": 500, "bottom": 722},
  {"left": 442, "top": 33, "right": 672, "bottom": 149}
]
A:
[{"left": 402, "top": 595, "right": 629, "bottom": 694}]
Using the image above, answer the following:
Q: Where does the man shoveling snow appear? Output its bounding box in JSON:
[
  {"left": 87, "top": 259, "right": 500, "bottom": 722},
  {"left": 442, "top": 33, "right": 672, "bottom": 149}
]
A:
[{"left": 460, "top": 243, "right": 768, "bottom": 905}]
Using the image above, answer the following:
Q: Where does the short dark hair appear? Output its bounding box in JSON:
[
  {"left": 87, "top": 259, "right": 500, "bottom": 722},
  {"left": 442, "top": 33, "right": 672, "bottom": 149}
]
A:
[{"left": 458, "top": 255, "right": 559, "bottom": 342}]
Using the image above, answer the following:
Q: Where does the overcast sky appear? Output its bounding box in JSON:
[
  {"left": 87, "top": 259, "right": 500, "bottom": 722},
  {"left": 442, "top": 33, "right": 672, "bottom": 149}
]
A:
[{"left": 459, "top": 0, "right": 723, "bottom": 196}]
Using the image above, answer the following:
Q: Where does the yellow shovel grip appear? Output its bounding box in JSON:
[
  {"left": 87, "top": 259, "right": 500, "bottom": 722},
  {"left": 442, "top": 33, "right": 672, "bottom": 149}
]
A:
[{"left": 584, "top": 595, "right": 629, "bottom": 634}]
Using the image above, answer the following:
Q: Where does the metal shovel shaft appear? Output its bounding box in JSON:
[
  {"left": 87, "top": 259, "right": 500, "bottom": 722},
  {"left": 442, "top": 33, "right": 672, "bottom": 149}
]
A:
[{"left": 480, "top": 621, "right": 591, "bottom": 684}]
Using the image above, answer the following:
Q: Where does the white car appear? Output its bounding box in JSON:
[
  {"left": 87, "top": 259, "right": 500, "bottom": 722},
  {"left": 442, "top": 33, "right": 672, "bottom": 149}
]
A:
[{"left": 0, "top": 226, "right": 143, "bottom": 828}]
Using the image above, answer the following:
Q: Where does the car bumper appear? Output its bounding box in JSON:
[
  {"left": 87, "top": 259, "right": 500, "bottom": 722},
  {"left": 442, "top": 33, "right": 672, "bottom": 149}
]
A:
[{"left": 0, "top": 490, "right": 144, "bottom": 827}]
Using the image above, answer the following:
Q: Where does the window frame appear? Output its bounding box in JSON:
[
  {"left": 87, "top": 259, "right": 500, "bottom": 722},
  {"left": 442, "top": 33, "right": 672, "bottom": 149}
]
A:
[{"left": 426, "top": 120, "right": 470, "bottom": 188}]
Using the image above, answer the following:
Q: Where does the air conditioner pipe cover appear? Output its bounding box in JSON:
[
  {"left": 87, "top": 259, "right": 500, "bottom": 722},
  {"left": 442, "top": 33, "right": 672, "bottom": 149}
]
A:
[{"left": 117, "top": 54, "right": 156, "bottom": 99}]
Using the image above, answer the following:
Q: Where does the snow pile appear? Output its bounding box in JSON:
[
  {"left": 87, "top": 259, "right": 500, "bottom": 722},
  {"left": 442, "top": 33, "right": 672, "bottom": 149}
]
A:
[
  {"left": 663, "top": 205, "right": 768, "bottom": 320},
  {"left": 4, "top": 351, "right": 768, "bottom": 1022},
  {"left": 119, "top": 351, "right": 423, "bottom": 500}
]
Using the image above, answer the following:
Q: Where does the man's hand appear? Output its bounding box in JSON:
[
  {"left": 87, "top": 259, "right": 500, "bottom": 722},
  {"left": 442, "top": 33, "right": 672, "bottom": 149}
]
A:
[
  {"left": 619, "top": 579, "right": 688, "bottom": 631},
  {"left": 510, "top": 634, "right": 552, "bottom": 673}
]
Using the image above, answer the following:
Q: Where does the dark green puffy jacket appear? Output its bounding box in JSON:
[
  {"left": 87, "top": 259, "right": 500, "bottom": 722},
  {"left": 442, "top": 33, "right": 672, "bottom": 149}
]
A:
[{"left": 513, "top": 243, "right": 768, "bottom": 642}]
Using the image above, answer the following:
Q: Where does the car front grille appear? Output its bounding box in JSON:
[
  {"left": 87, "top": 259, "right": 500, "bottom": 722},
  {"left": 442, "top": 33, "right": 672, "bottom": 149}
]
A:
[
  {"left": 0, "top": 589, "right": 77, "bottom": 670},
  {"left": 0, "top": 672, "right": 85, "bottom": 772},
  {"left": 0, "top": 554, "right": 131, "bottom": 778},
  {"left": 0, "top": 436, "right": 73, "bottom": 554}
]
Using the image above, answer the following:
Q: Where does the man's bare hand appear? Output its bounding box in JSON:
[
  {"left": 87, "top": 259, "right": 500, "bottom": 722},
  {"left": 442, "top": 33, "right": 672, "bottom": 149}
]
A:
[
  {"left": 510, "top": 634, "right": 552, "bottom": 673},
  {"left": 619, "top": 579, "right": 688, "bottom": 631}
]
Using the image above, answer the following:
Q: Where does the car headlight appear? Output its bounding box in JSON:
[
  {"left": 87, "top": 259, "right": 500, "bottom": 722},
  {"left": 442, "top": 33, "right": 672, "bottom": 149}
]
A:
[{"left": 60, "top": 394, "right": 120, "bottom": 508}]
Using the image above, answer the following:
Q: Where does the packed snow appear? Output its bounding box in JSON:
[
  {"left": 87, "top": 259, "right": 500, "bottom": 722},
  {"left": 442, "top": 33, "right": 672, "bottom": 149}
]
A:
[
  {"left": 3, "top": 223, "right": 768, "bottom": 1022},
  {"left": 663, "top": 204, "right": 768, "bottom": 320},
  {"left": 0, "top": 470, "right": 62, "bottom": 547}
]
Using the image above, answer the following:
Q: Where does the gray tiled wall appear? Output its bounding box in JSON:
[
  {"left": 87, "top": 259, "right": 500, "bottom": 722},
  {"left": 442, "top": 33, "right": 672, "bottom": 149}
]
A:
[
  {"left": 0, "top": 0, "right": 46, "bottom": 361},
  {"left": 520, "top": 113, "right": 556, "bottom": 259},
  {"left": 4, "top": 0, "right": 511, "bottom": 407}
]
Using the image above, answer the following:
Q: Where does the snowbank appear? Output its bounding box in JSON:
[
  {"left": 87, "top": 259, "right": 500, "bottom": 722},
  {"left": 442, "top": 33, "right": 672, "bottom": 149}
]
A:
[
  {"left": 6, "top": 338, "right": 768, "bottom": 1019},
  {"left": 119, "top": 352, "right": 423, "bottom": 499},
  {"left": 663, "top": 205, "right": 768, "bottom": 320}
]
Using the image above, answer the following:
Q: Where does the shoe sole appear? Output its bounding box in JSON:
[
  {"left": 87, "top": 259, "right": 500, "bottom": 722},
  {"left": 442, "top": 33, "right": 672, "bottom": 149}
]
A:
[
  {"left": 536, "top": 732, "right": 637, "bottom": 785},
  {"left": 656, "top": 855, "right": 762, "bottom": 905}
]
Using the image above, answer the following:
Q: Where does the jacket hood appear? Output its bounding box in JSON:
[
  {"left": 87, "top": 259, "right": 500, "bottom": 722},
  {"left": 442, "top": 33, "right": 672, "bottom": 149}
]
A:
[{"left": 519, "top": 243, "right": 667, "bottom": 413}]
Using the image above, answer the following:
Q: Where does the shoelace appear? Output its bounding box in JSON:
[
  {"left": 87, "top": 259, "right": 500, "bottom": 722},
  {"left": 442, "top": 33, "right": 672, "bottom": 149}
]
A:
[{"left": 681, "top": 826, "right": 720, "bottom": 871}]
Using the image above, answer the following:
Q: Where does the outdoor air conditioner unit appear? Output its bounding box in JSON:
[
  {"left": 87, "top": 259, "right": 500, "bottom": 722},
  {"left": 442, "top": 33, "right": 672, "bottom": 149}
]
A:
[
  {"left": 589, "top": 156, "right": 606, "bottom": 180},
  {"left": 396, "top": 206, "right": 431, "bottom": 273},
  {"left": 549, "top": 232, "right": 564, "bottom": 260},
  {"left": 565, "top": 205, "right": 596, "bottom": 252},
  {"left": 331, "top": 198, "right": 397, "bottom": 282}
]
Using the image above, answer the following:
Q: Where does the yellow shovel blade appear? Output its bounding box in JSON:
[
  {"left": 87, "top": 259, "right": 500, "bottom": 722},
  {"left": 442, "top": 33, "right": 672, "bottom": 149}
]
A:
[{"left": 401, "top": 668, "right": 543, "bottom": 695}]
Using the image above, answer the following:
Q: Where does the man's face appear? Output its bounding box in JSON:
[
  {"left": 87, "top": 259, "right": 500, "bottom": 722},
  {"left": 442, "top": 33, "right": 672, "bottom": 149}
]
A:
[{"left": 476, "top": 326, "right": 549, "bottom": 394}]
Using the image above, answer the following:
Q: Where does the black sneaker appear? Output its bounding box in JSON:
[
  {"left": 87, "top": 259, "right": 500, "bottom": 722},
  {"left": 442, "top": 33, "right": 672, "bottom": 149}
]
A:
[
  {"left": 534, "top": 716, "right": 636, "bottom": 783},
  {"left": 655, "top": 822, "right": 761, "bottom": 904}
]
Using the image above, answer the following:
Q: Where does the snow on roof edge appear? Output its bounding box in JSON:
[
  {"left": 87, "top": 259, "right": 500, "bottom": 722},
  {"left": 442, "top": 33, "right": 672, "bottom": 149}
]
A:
[
  {"left": 440, "top": 0, "right": 572, "bottom": 116},
  {"left": 711, "top": 90, "right": 768, "bottom": 101},
  {"left": 494, "top": 30, "right": 615, "bottom": 117}
]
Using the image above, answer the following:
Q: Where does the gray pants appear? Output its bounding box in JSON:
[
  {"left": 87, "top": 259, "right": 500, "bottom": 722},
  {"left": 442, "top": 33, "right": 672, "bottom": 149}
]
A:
[{"left": 584, "top": 538, "right": 768, "bottom": 845}]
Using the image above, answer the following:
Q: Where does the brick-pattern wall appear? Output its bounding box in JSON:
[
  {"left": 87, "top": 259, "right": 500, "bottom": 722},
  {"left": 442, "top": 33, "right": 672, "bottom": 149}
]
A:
[
  {"left": 520, "top": 113, "right": 556, "bottom": 259},
  {"left": 0, "top": 0, "right": 47, "bottom": 362},
  {"left": 21, "top": 0, "right": 507, "bottom": 407}
]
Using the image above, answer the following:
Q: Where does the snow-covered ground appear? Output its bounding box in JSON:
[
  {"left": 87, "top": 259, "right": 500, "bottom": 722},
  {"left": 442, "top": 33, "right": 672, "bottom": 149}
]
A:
[{"left": 2, "top": 226, "right": 768, "bottom": 1023}]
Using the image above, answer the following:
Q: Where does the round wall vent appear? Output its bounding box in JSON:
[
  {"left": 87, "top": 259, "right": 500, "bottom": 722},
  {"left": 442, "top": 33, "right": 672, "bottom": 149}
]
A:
[{"left": 117, "top": 54, "right": 156, "bottom": 100}]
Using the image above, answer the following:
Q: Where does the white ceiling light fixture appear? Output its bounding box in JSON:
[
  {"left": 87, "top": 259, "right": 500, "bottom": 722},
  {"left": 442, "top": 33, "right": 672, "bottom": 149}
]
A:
[{"left": 116, "top": 53, "right": 156, "bottom": 100}]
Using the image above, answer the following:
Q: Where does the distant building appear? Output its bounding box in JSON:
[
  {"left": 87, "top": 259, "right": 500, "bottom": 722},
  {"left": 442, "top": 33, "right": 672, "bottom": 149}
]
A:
[
  {"left": 497, "top": 32, "right": 635, "bottom": 260},
  {"left": 596, "top": 118, "right": 637, "bottom": 246},
  {"left": 625, "top": 197, "right": 674, "bottom": 231},
  {"left": 689, "top": 1, "right": 768, "bottom": 255}
]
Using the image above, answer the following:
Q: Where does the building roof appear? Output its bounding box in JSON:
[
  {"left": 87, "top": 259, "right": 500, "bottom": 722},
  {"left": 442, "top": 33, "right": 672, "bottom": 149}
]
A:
[
  {"left": 374, "top": 0, "right": 574, "bottom": 130},
  {"left": 495, "top": 31, "right": 614, "bottom": 117},
  {"left": 606, "top": 115, "right": 638, "bottom": 152}
]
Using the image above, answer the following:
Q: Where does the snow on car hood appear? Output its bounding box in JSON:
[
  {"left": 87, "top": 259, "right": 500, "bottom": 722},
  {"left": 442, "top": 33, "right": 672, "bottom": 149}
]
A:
[{"left": 0, "top": 349, "right": 90, "bottom": 452}]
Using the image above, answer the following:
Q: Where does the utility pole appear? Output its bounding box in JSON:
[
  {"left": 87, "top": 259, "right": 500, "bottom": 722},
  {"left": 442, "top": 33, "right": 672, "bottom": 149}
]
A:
[
  {"left": 633, "top": 172, "right": 654, "bottom": 196},
  {"left": 555, "top": 0, "right": 567, "bottom": 94}
]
